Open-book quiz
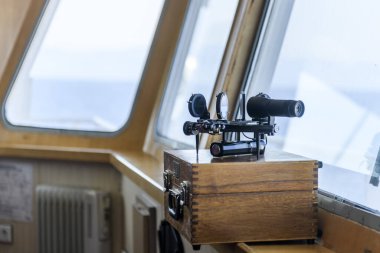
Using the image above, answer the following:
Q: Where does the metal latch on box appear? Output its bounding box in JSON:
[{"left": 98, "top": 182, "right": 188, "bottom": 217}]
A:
[{"left": 163, "top": 170, "right": 189, "bottom": 220}]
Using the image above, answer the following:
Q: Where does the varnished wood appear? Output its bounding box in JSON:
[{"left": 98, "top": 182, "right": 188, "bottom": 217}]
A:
[
  {"left": 0, "top": 0, "right": 45, "bottom": 106},
  {"left": 0, "top": 0, "right": 31, "bottom": 77},
  {"left": 166, "top": 149, "right": 315, "bottom": 164},
  {"left": 164, "top": 149, "right": 318, "bottom": 245},
  {"left": 0, "top": 144, "right": 165, "bottom": 202},
  {"left": 169, "top": 149, "right": 317, "bottom": 195},
  {"left": 194, "top": 168, "right": 315, "bottom": 194},
  {"left": 191, "top": 191, "right": 317, "bottom": 244},
  {"left": 237, "top": 243, "right": 334, "bottom": 253},
  {"left": 111, "top": 150, "right": 164, "bottom": 203},
  {"left": 0, "top": 0, "right": 187, "bottom": 151},
  {"left": 318, "top": 208, "right": 380, "bottom": 253},
  {"left": 193, "top": 161, "right": 316, "bottom": 194},
  {"left": 0, "top": 144, "right": 111, "bottom": 163},
  {"left": 238, "top": 209, "right": 380, "bottom": 253}
]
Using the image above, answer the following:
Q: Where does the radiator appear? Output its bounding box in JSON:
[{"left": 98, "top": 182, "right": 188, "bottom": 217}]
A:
[{"left": 37, "top": 185, "right": 111, "bottom": 253}]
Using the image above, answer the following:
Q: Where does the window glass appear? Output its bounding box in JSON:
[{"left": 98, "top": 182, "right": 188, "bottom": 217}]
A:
[
  {"left": 248, "top": 0, "right": 380, "bottom": 211},
  {"left": 157, "top": 0, "right": 238, "bottom": 146},
  {"left": 5, "top": 0, "right": 164, "bottom": 132}
]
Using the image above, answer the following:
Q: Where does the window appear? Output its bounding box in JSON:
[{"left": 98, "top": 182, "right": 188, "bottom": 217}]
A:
[
  {"left": 4, "top": 0, "right": 164, "bottom": 132},
  {"left": 157, "top": 0, "right": 238, "bottom": 146},
  {"left": 247, "top": 0, "right": 380, "bottom": 212}
]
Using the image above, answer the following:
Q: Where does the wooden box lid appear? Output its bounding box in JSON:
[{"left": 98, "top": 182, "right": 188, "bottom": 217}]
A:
[{"left": 164, "top": 149, "right": 318, "bottom": 195}]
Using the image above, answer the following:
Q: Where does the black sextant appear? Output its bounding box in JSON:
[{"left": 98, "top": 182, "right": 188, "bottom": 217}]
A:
[{"left": 183, "top": 92, "right": 305, "bottom": 159}]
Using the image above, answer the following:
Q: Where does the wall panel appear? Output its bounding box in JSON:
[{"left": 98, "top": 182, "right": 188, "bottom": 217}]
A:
[{"left": 0, "top": 159, "right": 123, "bottom": 253}]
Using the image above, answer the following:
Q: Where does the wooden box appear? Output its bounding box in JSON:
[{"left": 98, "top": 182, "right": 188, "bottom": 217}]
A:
[{"left": 163, "top": 149, "right": 318, "bottom": 246}]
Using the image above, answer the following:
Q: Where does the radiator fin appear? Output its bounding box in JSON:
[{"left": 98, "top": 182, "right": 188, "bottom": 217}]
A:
[{"left": 37, "top": 185, "right": 110, "bottom": 253}]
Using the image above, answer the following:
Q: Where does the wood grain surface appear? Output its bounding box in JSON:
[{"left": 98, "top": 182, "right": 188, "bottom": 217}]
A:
[
  {"left": 191, "top": 191, "right": 317, "bottom": 244},
  {"left": 319, "top": 208, "right": 380, "bottom": 253},
  {"left": 164, "top": 149, "right": 318, "bottom": 245},
  {"left": 166, "top": 149, "right": 316, "bottom": 164},
  {"left": 237, "top": 243, "right": 334, "bottom": 253},
  {"left": 193, "top": 161, "right": 317, "bottom": 194}
]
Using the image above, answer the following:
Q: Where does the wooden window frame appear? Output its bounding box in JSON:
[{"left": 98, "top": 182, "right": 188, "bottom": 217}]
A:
[{"left": 0, "top": 0, "right": 188, "bottom": 151}]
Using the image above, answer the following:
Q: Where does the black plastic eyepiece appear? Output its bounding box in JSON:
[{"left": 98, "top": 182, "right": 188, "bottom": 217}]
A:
[
  {"left": 183, "top": 121, "right": 194, "bottom": 136},
  {"left": 188, "top": 94, "right": 208, "bottom": 118},
  {"left": 247, "top": 93, "right": 305, "bottom": 118}
]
